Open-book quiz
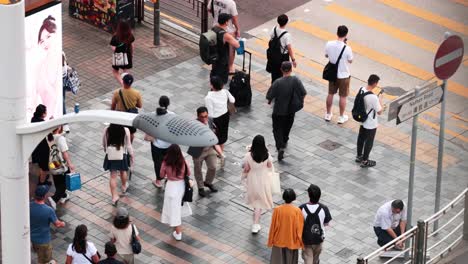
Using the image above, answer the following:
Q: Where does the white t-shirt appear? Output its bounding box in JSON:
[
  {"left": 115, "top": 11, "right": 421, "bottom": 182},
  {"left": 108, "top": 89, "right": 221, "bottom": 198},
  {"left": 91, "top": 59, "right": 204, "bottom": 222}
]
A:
[
  {"left": 270, "top": 26, "right": 291, "bottom": 54},
  {"left": 361, "top": 88, "right": 382, "bottom": 130},
  {"left": 53, "top": 134, "right": 69, "bottom": 153},
  {"left": 209, "top": 0, "right": 238, "bottom": 33},
  {"left": 205, "top": 89, "right": 236, "bottom": 118},
  {"left": 152, "top": 111, "right": 175, "bottom": 149},
  {"left": 374, "top": 200, "right": 407, "bottom": 230},
  {"left": 110, "top": 224, "right": 140, "bottom": 255},
  {"left": 66, "top": 242, "right": 98, "bottom": 264},
  {"left": 325, "top": 40, "right": 353, "bottom": 79}
]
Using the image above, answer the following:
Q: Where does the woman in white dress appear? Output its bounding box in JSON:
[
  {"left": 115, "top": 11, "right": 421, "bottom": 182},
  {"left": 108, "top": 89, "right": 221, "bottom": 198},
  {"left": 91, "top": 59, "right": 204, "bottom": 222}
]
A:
[
  {"left": 242, "top": 135, "right": 274, "bottom": 234},
  {"left": 160, "top": 144, "right": 192, "bottom": 241}
]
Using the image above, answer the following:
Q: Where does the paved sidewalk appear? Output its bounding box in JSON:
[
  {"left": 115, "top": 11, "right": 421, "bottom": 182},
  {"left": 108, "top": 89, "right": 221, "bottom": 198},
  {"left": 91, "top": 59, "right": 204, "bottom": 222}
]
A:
[
  {"left": 29, "top": 53, "right": 467, "bottom": 263},
  {"left": 25, "top": 3, "right": 468, "bottom": 264}
]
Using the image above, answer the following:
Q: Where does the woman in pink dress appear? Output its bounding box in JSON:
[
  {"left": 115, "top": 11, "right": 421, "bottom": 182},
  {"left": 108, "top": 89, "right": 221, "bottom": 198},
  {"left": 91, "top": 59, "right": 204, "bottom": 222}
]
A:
[{"left": 242, "top": 135, "right": 274, "bottom": 234}]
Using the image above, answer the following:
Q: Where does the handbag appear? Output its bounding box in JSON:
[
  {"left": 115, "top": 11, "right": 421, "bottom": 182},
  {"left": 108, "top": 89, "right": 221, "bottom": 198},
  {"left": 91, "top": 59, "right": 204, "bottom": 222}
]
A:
[
  {"left": 119, "top": 89, "right": 138, "bottom": 113},
  {"left": 63, "top": 67, "right": 80, "bottom": 95},
  {"left": 131, "top": 224, "right": 142, "bottom": 254},
  {"left": 106, "top": 145, "right": 124, "bottom": 160},
  {"left": 181, "top": 163, "right": 193, "bottom": 205},
  {"left": 270, "top": 165, "right": 281, "bottom": 195},
  {"left": 112, "top": 52, "right": 129, "bottom": 67},
  {"left": 66, "top": 172, "right": 81, "bottom": 191},
  {"left": 322, "top": 45, "right": 346, "bottom": 82}
]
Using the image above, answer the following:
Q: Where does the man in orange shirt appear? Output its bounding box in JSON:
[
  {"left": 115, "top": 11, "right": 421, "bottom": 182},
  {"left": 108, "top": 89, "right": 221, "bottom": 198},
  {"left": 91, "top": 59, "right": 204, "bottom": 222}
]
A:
[{"left": 267, "top": 189, "right": 304, "bottom": 264}]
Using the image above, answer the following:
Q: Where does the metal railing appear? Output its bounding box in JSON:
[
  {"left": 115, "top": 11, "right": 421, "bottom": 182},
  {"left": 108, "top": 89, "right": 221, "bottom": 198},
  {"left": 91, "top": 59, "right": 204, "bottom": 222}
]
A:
[
  {"left": 142, "top": 0, "right": 209, "bottom": 38},
  {"left": 357, "top": 187, "right": 468, "bottom": 264}
]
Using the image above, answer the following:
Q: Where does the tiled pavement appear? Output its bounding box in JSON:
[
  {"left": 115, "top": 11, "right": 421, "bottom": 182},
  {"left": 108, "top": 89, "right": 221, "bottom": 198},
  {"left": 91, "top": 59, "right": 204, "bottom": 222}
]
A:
[{"left": 26, "top": 4, "right": 468, "bottom": 264}]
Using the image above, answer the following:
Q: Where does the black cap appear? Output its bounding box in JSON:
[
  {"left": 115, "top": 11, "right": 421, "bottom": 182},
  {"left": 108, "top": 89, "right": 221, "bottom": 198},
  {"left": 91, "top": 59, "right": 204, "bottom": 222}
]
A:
[
  {"left": 218, "top": 13, "right": 232, "bottom": 25},
  {"left": 121, "top": 73, "right": 134, "bottom": 86},
  {"left": 104, "top": 241, "right": 117, "bottom": 256}
]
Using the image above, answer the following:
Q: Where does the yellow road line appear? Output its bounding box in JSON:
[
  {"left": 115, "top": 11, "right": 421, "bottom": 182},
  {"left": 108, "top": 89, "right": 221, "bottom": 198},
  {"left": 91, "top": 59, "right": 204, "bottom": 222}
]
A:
[
  {"left": 289, "top": 20, "right": 468, "bottom": 98},
  {"left": 326, "top": 4, "right": 468, "bottom": 67},
  {"left": 247, "top": 43, "right": 468, "bottom": 143},
  {"left": 144, "top": 6, "right": 194, "bottom": 29},
  {"left": 379, "top": 0, "right": 468, "bottom": 35},
  {"left": 452, "top": 0, "right": 468, "bottom": 7}
]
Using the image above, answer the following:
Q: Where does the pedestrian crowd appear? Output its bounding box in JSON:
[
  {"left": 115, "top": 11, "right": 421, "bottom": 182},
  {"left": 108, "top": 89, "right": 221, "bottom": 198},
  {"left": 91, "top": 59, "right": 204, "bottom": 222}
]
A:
[{"left": 27, "top": 3, "right": 401, "bottom": 263}]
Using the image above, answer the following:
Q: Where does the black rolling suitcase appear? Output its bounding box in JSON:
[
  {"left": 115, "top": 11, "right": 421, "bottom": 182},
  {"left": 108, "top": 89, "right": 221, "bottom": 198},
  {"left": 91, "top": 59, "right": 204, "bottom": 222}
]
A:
[{"left": 229, "top": 51, "right": 252, "bottom": 107}]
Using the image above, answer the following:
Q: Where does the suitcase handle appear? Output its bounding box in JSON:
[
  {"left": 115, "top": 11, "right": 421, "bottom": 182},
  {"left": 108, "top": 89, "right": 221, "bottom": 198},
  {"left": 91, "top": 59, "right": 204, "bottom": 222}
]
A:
[{"left": 242, "top": 50, "right": 252, "bottom": 75}]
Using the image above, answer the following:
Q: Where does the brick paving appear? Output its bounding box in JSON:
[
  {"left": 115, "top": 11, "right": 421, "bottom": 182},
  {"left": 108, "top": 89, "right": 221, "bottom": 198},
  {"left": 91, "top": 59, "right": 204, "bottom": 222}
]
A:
[{"left": 24, "top": 3, "right": 468, "bottom": 264}]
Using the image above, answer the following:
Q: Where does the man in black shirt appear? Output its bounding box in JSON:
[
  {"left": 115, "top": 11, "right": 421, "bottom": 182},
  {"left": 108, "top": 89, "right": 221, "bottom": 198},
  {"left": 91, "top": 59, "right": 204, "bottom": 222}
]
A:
[
  {"left": 266, "top": 61, "right": 307, "bottom": 161},
  {"left": 210, "top": 13, "right": 240, "bottom": 84}
]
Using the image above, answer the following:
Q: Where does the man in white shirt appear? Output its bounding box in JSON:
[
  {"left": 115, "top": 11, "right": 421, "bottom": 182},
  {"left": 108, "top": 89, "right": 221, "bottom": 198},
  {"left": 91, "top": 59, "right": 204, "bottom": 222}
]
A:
[
  {"left": 269, "top": 14, "right": 297, "bottom": 84},
  {"left": 324, "top": 25, "right": 353, "bottom": 124},
  {"left": 374, "top": 200, "right": 407, "bottom": 249},
  {"left": 356, "top": 74, "right": 383, "bottom": 168},
  {"left": 208, "top": 0, "right": 240, "bottom": 74}
]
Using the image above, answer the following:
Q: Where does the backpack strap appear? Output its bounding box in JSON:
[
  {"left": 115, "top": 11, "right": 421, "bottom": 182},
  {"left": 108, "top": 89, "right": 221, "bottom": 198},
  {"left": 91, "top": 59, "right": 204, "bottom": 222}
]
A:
[
  {"left": 336, "top": 45, "right": 347, "bottom": 66},
  {"left": 303, "top": 204, "right": 321, "bottom": 216},
  {"left": 361, "top": 88, "right": 376, "bottom": 119}
]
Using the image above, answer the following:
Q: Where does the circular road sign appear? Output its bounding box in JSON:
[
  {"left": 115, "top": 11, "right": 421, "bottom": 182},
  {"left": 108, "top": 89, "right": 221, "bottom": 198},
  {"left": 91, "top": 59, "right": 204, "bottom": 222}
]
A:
[{"left": 434, "top": 35, "right": 464, "bottom": 80}]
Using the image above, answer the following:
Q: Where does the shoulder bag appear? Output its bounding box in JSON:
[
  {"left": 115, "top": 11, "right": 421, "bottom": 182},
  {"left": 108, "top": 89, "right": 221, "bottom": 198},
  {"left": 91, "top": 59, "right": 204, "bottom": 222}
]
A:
[
  {"left": 182, "top": 163, "right": 193, "bottom": 205},
  {"left": 225, "top": 89, "right": 237, "bottom": 115},
  {"left": 119, "top": 89, "right": 138, "bottom": 113},
  {"left": 112, "top": 43, "right": 129, "bottom": 67},
  {"left": 131, "top": 224, "right": 142, "bottom": 254},
  {"left": 322, "top": 45, "right": 346, "bottom": 82}
]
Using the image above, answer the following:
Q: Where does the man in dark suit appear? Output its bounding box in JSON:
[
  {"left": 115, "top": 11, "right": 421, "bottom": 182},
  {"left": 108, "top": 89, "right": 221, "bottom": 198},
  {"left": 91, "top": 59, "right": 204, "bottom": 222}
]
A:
[{"left": 187, "top": 107, "right": 218, "bottom": 197}]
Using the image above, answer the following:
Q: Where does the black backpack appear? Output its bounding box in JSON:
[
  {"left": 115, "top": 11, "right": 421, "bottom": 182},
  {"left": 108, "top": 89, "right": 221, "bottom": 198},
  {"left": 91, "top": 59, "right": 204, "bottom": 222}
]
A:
[
  {"left": 302, "top": 204, "right": 324, "bottom": 245},
  {"left": 266, "top": 27, "right": 287, "bottom": 73},
  {"left": 352, "top": 87, "right": 374, "bottom": 122},
  {"left": 199, "top": 27, "right": 225, "bottom": 65}
]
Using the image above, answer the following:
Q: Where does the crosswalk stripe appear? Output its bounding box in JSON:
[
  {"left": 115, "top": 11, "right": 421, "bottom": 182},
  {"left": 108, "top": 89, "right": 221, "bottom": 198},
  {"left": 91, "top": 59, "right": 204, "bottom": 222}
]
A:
[
  {"left": 327, "top": 3, "right": 468, "bottom": 68},
  {"left": 288, "top": 20, "right": 468, "bottom": 98},
  {"left": 378, "top": 0, "right": 468, "bottom": 35}
]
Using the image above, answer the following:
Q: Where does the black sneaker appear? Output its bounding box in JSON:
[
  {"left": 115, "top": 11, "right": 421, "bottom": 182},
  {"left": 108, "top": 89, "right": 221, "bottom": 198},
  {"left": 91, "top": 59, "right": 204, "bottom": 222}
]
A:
[
  {"left": 204, "top": 182, "right": 218, "bottom": 193},
  {"left": 361, "top": 160, "right": 377, "bottom": 168},
  {"left": 278, "top": 149, "right": 285, "bottom": 161},
  {"left": 198, "top": 188, "right": 207, "bottom": 197},
  {"left": 355, "top": 156, "right": 363, "bottom": 163}
]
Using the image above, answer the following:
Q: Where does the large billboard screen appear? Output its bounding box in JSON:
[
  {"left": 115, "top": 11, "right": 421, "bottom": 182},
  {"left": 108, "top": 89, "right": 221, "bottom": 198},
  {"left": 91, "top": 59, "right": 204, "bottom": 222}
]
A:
[{"left": 25, "top": 2, "right": 62, "bottom": 120}]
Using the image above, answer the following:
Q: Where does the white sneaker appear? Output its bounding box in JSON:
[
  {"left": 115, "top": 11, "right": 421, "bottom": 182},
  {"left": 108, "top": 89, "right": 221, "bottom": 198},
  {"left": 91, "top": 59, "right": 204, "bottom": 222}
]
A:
[
  {"left": 251, "top": 224, "right": 261, "bottom": 234},
  {"left": 58, "top": 191, "right": 71, "bottom": 204},
  {"left": 324, "top": 113, "right": 333, "bottom": 122},
  {"left": 63, "top": 124, "right": 70, "bottom": 134},
  {"left": 337, "top": 115, "right": 349, "bottom": 124},
  {"left": 172, "top": 231, "right": 182, "bottom": 241},
  {"left": 47, "top": 197, "right": 57, "bottom": 210}
]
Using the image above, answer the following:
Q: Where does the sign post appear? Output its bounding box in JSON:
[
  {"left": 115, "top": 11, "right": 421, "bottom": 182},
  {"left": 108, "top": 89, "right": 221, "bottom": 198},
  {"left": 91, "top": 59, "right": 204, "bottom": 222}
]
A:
[{"left": 433, "top": 33, "right": 464, "bottom": 231}]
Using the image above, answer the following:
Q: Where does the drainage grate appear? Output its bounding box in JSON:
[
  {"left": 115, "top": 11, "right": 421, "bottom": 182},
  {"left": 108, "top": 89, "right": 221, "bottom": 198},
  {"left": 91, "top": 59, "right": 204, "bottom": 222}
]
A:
[
  {"left": 336, "top": 248, "right": 354, "bottom": 259},
  {"left": 152, "top": 46, "right": 177, "bottom": 60},
  {"left": 318, "top": 140, "right": 342, "bottom": 151}
]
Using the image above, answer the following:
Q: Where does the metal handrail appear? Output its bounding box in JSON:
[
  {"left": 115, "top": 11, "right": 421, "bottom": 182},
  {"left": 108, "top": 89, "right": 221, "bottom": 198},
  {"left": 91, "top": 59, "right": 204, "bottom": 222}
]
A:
[
  {"left": 360, "top": 226, "right": 418, "bottom": 262},
  {"left": 427, "top": 222, "right": 463, "bottom": 252},
  {"left": 425, "top": 188, "right": 467, "bottom": 224},
  {"left": 428, "top": 209, "right": 464, "bottom": 238},
  {"left": 426, "top": 234, "right": 463, "bottom": 264}
]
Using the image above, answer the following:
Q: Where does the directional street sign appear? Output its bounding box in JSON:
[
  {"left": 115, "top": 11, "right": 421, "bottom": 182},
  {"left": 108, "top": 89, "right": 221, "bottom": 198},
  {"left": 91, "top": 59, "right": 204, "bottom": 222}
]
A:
[
  {"left": 396, "top": 85, "right": 444, "bottom": 124},
  {"left": 434, "top": 35, "right": 464, "bottom": 80},
  {"left": 387, "top": 81, "right": 438, "bottom": 122}
]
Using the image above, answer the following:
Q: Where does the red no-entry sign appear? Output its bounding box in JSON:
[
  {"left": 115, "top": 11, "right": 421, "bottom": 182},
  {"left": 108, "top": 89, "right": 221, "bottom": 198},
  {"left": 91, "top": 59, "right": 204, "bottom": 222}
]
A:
[{"left": 434, "top": 35, "right": 464, "bottom": 80}]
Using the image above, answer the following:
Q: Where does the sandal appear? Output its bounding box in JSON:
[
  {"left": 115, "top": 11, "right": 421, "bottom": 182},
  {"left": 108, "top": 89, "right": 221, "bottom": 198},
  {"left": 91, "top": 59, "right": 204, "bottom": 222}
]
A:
[{"left": 361, "top": 160, "right": 376, "bottom": 168}]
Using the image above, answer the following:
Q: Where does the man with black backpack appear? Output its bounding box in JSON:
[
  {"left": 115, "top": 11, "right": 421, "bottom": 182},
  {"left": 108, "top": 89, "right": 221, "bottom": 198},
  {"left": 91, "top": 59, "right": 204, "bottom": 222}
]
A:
[
  {"left": 267, "top": 14, "right": 297, "bottom": 83},
  {"left": 300, "top": 184, "right": 332, "bottom": 264},
  {"left": 353, "top": 74, "right": 383, "bottom": 168}
]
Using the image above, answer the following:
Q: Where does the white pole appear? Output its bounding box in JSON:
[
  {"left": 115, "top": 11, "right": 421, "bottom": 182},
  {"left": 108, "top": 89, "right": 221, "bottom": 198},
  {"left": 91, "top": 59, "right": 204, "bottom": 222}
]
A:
[{"left": 0, "top": 1, "right": 30, "bottom": 263}]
